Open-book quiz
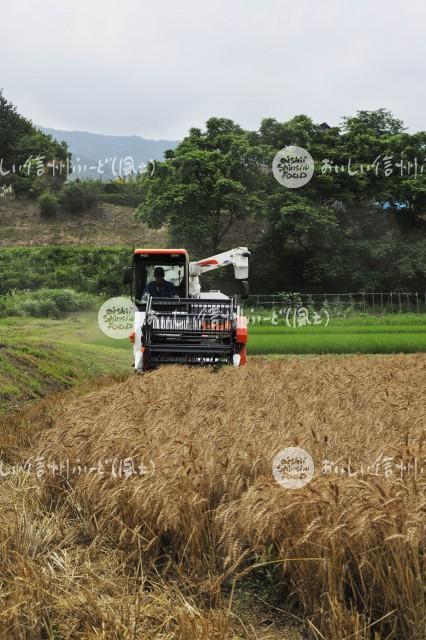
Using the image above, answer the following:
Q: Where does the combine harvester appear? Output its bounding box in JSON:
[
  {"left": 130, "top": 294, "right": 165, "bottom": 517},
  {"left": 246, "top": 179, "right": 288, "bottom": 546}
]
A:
[{"left": 122, "top": 247, "right": 250, "bottom": 371}]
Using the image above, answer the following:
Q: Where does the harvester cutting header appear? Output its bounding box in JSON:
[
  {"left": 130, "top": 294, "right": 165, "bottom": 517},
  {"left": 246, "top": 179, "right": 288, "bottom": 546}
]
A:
[{"left": 122, "top": 247, "right": 250, "bottom": 371}]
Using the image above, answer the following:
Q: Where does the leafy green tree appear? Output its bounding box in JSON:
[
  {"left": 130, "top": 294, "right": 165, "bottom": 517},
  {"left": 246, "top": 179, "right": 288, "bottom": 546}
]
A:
[
  {"left": 342, "top": 109, "right": 405, "bottom": 137},
  {"left": 0, "top": 91, "right": 69, "bottom": 196},
  {"left": 254, "top": 110, "right": 426, "bottom": 291},
  {"left": 138, "top": 109, "right": 426, "bottom": 291},
  {"left": 136, "top": 118, "right": 267, "bottom": 256}
]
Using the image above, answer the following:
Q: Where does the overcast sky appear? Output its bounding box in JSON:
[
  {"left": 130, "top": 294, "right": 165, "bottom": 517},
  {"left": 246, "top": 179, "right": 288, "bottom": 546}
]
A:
[{"left": 1, "top": 0, "right": 424, "bottom": 140}]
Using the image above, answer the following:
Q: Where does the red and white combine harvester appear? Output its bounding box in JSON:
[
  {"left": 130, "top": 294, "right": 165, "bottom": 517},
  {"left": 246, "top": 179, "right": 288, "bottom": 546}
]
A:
[{"left": 122, "top": 247, "right": 250, "bottom": 371}]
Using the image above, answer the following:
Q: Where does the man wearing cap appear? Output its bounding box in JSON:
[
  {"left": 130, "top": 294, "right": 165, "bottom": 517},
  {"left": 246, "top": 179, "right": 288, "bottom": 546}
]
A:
[{"left": 144, "top": 266, "right": 176, "bottom": 297}]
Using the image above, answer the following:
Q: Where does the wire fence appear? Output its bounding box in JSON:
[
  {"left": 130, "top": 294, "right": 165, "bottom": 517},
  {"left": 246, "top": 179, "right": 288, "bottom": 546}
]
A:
[{"left": 237, "top": 292, "right": 426, "bottom": 314}]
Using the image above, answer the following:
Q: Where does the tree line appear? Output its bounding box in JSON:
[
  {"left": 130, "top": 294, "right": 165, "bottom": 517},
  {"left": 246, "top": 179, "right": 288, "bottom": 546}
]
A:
[
  {"left": 136, "top": 113, "right": 426, "bottom": 292},
  {"left": 1, "top": 91, "right": 425, "bottom": 293}
]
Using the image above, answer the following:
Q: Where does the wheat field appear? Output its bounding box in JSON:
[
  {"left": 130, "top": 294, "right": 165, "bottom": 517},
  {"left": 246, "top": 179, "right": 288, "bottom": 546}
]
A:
[{"left": 0, "top": 355, "right": 425, "bottom": 639}]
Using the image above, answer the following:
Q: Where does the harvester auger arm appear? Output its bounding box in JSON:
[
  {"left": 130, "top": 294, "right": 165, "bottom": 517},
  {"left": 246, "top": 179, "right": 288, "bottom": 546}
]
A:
[{"left": 188, "top": 247, "right": 251, "bottom": 297}]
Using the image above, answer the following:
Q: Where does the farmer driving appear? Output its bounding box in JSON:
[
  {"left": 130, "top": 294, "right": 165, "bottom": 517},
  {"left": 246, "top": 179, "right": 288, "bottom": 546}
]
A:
[{"left": 144, "top": 266, "right": 175, "bottom": 298}]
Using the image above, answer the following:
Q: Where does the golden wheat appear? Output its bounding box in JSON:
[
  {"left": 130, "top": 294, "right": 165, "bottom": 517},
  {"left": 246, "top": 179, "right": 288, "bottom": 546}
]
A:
[{"left": 0, "top": 355, "right": 424, "bottom": 638}]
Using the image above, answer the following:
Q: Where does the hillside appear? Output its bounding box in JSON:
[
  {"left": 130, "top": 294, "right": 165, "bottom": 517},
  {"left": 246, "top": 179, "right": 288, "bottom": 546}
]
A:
[
  {"left": 0, "top": 198, "right": 168, "bottom": 247},
  {"left": 0, "top": 197, "right": 264, "bottom": 253}
]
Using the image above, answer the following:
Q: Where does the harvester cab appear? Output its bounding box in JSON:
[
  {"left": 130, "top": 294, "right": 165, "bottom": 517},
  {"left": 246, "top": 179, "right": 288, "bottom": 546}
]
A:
[{"left": 123, "top": 247, "right": 250, "bottom": 371}]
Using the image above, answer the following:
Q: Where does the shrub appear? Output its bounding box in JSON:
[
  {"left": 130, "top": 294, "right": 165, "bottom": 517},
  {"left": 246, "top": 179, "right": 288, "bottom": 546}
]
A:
[
  {"left": 38, "top": 191, "right": 59, "bottom": 218},
  {"left": 31, "top": 176, "right": 51, "bottom": 199},
  {"left": 99, "top": 178, "right": 144, "bottom": 207},
  {"left": 58, "top": 181, "right": 100, "bottom": 214},
  {"left": 99, "top": 192, "right": 142, "bottom": 207},
  {"left": 31, "top": 175, "right": 65, "bottom": 199},
  {"left": 0, "top": 288, "right": 97, "bottom": 318},
  {"left": 47, "top": 289, "right": 81, "bottom": 312},
  {"left": 0, "top": 247, "right": 131, "bottom": 296},
  {"left": 103, "top": 181, "right": 122, "bottom": 194},
  {"left": 19, "top": 298, "right": 60, "bottom": 318}
]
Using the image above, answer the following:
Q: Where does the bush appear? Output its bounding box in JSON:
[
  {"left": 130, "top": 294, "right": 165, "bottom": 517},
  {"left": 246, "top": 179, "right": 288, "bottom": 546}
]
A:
[
  {"left": 31, "top": 176, "right": 51, "bottom": 199},
  {"left": 0, "top": 288, "right": 97, "bottom": 318},
  {"left": 99, "top": 192, "right": 142, "bottom": 207},
  {"left": 99, "top": 179, "right": 144, "bottom": 207},
  {"left": 103, "top": 181, "right": 122, "bottom": 194},
  {"left": 58, "top": 181, "right": 100, "bottom": 214},
  {"left": 31, "top": 175, "right": 65, "bottom": 199},
  {"left": 38, "top": 191, "right": 59, "bottom": 218},
  {"left": 47, "top": 289, "right": 82, "bottom": 312},
  {"left": 19, "top": 298, "right": 60, "bottom": 318},
  {"left": 0, "top": 247, "right": 131, "bottom": 297}
]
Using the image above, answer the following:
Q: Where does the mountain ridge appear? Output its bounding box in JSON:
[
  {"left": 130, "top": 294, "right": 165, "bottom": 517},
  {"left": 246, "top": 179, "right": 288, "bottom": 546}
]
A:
[{"left": 39, "top": 126, "right": 180, "bottom": 179}]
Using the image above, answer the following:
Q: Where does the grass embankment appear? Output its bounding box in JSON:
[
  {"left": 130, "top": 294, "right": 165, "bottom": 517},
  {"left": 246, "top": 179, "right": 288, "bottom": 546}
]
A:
[
  {"left": 249, "top": 314, "right": 426, "bottom": 355},
  {"left": 0, "top": 313, "right": 130, "bottom": 415}
]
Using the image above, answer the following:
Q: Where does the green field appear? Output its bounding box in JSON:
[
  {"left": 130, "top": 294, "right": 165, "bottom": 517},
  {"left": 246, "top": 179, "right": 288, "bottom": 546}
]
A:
[{"left": 249, "top": 314, "right": 426, "bottom": 354}]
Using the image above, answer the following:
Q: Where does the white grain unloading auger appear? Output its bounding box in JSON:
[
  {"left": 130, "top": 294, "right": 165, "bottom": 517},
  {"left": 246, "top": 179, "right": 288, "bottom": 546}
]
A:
[{"left": 122, "top": 247, "right": 250, "bottom": 371}]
